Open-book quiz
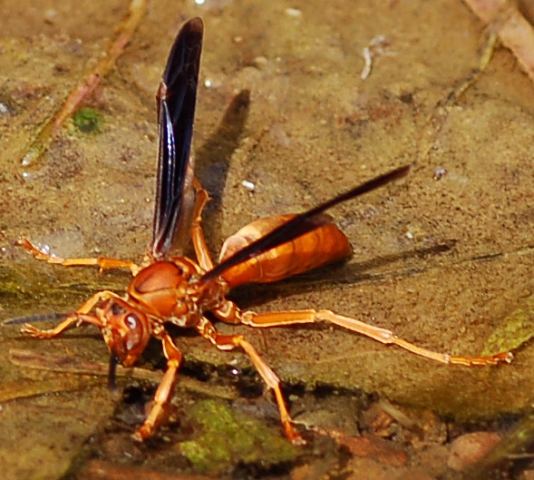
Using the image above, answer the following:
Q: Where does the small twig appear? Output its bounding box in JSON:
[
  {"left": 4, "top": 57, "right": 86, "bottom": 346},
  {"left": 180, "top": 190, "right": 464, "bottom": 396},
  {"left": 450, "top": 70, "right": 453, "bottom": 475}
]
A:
[
  {"left": 360, "top": 35, "right": 391, "bottom": 80},
  {"left": 0, "top": 377, "right": 101, "bottom": 402},
  {"left": 462, "top": 0, "right": 534, "bottom": 82},
  {"left": 19, "top": 0, "right": 147, "bottom": 169},
  {"left": 442, "top": 30, "right": 498, "bottom": 105},
  {"left": 9, "top": 348, "right": 237, "bottom": 400},
  {"left": 420, "top": 27, "right": 499, "bottom": 165},
  {"left": 361, "top": 47, "right": 373, "bottom": 80}
]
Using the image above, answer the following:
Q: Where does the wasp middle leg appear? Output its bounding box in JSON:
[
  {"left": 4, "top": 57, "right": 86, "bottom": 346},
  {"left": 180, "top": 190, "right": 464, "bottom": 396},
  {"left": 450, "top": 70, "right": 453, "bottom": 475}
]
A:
[
  {"left": 17, "top": 238, "right": 140, "bottom": 275},
  {"left": 190, "top": 178, "right": 214, "bottom": 271},
  {"left": 237, "top": 308, "right": 513, "bottom": 366},
  {"left": 196, "top": 316, "right": 304, "bottom": 444}
]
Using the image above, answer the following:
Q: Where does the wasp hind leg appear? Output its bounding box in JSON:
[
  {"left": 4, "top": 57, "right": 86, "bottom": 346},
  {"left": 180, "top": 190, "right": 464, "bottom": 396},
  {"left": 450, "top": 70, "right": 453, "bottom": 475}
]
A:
[{"left": 238, "top": 309, "right": 513, "bottom": 366}]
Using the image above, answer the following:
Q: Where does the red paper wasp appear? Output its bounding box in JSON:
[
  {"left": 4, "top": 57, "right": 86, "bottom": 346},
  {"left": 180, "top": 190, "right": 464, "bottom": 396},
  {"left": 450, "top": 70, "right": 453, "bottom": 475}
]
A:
[{"left": 14, "top": 18, "right": 512, "bottom": 444}]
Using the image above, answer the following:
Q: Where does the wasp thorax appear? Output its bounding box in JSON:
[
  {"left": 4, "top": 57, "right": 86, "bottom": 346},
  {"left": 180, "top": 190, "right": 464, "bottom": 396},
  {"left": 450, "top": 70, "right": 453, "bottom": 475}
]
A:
[
  {"left": 98, "top": 298, "right": 151, "bottom": 367},
  {"left": 128, "top": 258, "right": 202, "bottom": 319}
]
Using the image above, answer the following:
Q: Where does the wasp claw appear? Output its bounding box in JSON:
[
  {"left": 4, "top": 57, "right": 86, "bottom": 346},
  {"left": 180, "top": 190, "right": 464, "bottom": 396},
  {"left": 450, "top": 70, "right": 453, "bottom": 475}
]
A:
[
  {"left": 290, "top": 435, "right": 307, "bottom": 446},
  {"left": 21, "top": 324, "right": 43, "bottom": 337},
  {"left": 284, "top": 425, "right": 306, "bottom": 445},
  {"left": 133, "top": 424, "right": 152, "bottom": 442},
  {"left": 498, "top": 352, "right": 514, "bottom": 364},
  {"left": 21, "top": 323, "right": 61, "bottom": 339}
]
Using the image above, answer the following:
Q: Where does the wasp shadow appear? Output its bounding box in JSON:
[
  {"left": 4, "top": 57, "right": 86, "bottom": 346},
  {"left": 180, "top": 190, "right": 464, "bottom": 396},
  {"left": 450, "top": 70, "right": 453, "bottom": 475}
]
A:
[
  {"left": 230, "top": 241, "right": 456, "bottom": 309},
  {"left": 195, "top": 89, "right": 251, "bottom": 254}
]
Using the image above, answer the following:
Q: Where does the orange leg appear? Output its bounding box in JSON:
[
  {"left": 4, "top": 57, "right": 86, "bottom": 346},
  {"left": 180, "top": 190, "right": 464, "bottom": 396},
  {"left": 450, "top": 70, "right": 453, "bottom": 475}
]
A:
[
  {"left": 196, "top": 317, "right": 304, "bottom": 445},
  {"left": 20, "top": 290, "right": 120, "bottom": 338},
  {"left": 237, "top": 309, "right": 513, "bottom": 366},
  {"left": 211, "top": 298, "right": 242, "bottom": 325},
  {"left": 190, "top": 178, "right": 214, "bottom": 271},
  {"left": 133, "top": 328, "right": 182, "bottom": 441},
  {"left": 17, "top": 238, "right": 140, "bottom": 275}
]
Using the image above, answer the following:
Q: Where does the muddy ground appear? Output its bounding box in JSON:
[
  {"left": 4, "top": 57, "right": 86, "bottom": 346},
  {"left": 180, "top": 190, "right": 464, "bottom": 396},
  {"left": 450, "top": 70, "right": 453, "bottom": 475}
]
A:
[{"left": 0, "top": 0, "right": 532, "bottom": 479}]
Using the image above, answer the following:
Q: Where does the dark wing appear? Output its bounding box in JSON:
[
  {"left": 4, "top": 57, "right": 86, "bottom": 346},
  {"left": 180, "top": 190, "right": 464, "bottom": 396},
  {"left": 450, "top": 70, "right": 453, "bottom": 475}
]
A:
[
  {"left": 152, "top": 17, "right": 203, "bottom": 259},
  {"left": 200, "top": 164, "right": 411, "bottom": 282}
]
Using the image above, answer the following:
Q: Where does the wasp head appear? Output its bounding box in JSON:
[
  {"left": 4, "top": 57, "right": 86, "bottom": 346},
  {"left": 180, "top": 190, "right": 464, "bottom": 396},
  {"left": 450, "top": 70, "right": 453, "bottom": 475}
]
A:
[{"left": 97, "top": 298, "right": 151, "bottom": 367}]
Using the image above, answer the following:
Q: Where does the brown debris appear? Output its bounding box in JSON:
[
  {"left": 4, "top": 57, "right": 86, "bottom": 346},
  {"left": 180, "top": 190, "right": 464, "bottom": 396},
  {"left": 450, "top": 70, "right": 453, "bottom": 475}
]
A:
[
  {"left": 338, "top": 433, "right": 408, "bottom": 467},
  {"left": 77, "top": 460, "right": 216, "bottom": 480},
  {"left": 463, "top": 0, "right": 534, "bottom": 82}
]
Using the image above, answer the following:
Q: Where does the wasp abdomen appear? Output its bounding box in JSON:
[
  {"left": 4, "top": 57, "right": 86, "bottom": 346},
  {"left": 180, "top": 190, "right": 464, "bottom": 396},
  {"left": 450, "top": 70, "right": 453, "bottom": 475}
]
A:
[{"left": 219, "top": 214, "right": 351, "bottom": 287}]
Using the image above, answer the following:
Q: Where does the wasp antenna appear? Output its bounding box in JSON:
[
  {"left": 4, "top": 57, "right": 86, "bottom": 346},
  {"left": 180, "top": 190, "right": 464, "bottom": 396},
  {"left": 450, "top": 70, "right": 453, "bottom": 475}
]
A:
[
  {"left": 2, "top": 312, "right": 68, "bottom": 326},
  {"left": 107, "top": 354, "right": 119, "bottom": 391}
]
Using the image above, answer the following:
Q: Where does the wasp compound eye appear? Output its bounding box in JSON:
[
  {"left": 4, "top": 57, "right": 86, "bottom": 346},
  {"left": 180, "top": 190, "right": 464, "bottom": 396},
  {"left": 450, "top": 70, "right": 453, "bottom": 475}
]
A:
[{"left": 124, "top": 313, "right": 139, "bottom": 329}]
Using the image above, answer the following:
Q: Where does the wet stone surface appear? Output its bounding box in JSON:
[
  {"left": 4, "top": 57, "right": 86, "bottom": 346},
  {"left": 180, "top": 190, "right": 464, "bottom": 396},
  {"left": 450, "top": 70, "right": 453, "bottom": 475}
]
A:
[{"left": 0, "top": 0, "right": 532, "bottom": 478}]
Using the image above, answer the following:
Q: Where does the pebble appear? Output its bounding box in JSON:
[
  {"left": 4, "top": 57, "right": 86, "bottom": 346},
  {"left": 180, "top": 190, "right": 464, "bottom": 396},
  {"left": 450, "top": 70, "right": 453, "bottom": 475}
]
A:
[{"left": 447, "top": 431, "right": 501, "bottom": 471}]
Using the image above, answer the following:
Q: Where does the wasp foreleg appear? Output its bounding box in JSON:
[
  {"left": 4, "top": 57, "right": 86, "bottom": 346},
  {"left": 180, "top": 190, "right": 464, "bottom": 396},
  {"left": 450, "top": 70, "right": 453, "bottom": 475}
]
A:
[
  {"left": 20, "top": 290, "right": 120, "bottom": 338},
  {"left": 133, "top": 328, "right": 183, "bottom": 441}
]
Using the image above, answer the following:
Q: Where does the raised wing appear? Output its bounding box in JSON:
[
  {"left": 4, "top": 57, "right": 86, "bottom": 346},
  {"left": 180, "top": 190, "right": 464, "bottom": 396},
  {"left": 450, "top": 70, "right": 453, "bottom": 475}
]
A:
[
  {"left": 200, "top": 164, "right": 411, "bottom": 282},
  {"left": 152, "top": 17, "right": 203, "bottom": 259}
]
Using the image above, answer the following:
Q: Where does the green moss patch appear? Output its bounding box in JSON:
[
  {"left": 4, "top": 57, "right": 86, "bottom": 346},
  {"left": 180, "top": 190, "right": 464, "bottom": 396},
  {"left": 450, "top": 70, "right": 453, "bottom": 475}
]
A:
[
  {"left": 178, "top": 400, "right": 297, "bottom": 475},
  {"left": 73, "top": 107, "right": 103, "bottom": 133}
]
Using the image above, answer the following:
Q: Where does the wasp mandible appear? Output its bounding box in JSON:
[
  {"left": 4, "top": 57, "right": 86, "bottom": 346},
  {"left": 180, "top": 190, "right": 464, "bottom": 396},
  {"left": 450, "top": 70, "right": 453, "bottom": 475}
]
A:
[{"left": 14, "top": 18, "right": 512, "bottom": 444}]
